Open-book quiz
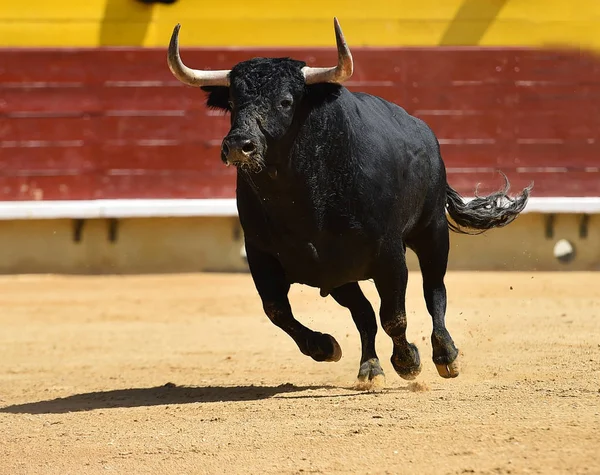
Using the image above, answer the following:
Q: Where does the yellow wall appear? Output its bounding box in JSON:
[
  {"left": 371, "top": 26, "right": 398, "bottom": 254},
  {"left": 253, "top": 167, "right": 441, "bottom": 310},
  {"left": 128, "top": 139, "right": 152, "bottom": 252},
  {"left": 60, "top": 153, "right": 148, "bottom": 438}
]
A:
[{"left": 1, "top": 0, "right": 600, "bottom": 49}]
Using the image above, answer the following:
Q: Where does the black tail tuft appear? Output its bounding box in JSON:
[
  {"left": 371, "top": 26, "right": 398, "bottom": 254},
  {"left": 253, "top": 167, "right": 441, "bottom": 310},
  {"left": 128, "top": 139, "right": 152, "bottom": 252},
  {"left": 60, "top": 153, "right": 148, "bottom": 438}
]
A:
[{"left": 446, "top": 172, "right": 533, "bottom": 235}]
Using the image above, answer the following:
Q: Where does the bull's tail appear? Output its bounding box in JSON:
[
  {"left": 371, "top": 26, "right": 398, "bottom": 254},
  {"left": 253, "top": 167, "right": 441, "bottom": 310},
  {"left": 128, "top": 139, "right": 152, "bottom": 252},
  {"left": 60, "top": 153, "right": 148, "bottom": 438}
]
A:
[{"left": 445, "top": 172, "right": 532, "bottom": 235}]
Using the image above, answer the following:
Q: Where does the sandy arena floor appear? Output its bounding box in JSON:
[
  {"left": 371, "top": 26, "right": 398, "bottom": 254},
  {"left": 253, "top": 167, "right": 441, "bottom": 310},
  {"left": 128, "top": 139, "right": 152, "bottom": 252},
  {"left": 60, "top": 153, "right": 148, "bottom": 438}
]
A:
[{"left": 1, "top": 271, "right": 599, "bottom": 475}]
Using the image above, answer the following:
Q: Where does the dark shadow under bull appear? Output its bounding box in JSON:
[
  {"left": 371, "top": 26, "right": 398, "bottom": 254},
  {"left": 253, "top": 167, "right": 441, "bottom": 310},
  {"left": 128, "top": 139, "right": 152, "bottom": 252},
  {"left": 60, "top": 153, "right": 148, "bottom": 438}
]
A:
[{"left": 167, "top": 19, "right": 531, "bottom": 388}]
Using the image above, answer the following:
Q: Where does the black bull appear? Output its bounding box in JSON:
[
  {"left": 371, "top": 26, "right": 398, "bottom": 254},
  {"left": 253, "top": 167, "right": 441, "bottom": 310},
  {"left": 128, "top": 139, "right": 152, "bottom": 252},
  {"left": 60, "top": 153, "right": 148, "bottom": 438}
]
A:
[{"left": 167, "top": 19, "right": 531, "bottom": 387}]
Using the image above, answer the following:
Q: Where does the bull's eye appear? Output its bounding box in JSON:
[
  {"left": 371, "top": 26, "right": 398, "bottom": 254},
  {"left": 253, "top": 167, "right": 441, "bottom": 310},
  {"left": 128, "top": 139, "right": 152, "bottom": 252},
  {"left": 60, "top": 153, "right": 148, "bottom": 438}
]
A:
[{"left": 280, "top": 99, "right": 293, "bottom": 109}]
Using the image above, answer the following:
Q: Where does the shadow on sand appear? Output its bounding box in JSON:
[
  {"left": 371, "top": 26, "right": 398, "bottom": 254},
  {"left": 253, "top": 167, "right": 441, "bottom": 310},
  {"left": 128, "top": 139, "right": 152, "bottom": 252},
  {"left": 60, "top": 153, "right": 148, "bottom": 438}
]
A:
[{"left": 0, "top": 383, "right": 355, "bottom": 415}]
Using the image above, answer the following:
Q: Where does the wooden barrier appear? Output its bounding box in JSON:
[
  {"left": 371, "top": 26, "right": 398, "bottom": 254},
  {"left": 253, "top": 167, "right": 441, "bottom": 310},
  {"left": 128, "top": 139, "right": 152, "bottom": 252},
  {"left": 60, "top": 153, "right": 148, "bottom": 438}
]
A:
[{"left": 1, "top": 47, "right": 599, "bottom": 202}]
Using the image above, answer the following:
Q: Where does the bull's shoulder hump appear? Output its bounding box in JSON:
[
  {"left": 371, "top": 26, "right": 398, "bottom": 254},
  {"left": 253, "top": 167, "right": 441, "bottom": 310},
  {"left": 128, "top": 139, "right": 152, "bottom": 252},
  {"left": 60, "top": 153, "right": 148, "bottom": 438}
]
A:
[
  {"left": 349, "top": 90, "right": 403, "bottom": 107},
  {"left": 347, "top": 91, "right": 411, "bottom": 120},
  {"left": 346, "top": 91, "right": 433, "bottom": 133}
]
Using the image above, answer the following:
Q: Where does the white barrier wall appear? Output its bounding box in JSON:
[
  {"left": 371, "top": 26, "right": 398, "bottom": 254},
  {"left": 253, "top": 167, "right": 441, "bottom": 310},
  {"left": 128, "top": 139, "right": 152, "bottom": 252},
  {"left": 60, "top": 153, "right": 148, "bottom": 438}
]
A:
[{"left": 0, "top": 209, "right": 597, "bottom": 273}]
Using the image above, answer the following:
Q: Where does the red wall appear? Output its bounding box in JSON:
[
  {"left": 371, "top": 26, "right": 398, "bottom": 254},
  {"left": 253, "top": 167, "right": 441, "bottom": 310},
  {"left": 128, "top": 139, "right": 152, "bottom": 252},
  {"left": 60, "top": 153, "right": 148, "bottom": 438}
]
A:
[{"left": 1, "top": 47, "right": 599, "bottom": 200}]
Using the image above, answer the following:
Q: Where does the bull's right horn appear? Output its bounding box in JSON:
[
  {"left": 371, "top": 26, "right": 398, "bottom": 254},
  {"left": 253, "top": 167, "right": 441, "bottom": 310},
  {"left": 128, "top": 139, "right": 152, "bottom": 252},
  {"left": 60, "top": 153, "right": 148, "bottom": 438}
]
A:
[
  {"left": 167, "top": 24, "right": 231, "bottom": 87},
  {"left": 302, "top": 17, "right": 354, "bottom": 85}
]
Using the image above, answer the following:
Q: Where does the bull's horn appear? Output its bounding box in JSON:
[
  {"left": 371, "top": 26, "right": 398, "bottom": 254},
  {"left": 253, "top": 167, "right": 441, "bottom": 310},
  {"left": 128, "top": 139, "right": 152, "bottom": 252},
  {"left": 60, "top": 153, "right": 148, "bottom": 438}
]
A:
[
  {"left": 302, "top": 17, "right": 354, "bottom": 85},
  {"left": 167, "top": 24, "right": 231, "bottom": 87}
]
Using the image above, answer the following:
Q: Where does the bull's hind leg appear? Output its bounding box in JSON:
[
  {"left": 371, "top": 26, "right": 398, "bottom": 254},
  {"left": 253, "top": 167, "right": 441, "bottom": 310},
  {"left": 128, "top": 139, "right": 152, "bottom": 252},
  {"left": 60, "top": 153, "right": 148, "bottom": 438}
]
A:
[
  {"left": 330, "top": 283, "right": 385, "bottom": 389},
  {"left": 373, "top": 246, "right": 422, "bottom": 380},
  {"left": 245, "top": 243, "right": 342, "bottom": 362},
  {"left": 408, "top": 219, "right": 459, "bottom": 378}
]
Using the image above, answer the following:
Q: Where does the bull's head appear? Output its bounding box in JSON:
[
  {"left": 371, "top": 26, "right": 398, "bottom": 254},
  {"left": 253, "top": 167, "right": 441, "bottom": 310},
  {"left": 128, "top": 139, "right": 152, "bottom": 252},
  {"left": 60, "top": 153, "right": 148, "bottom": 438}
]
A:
[{"left": 167, "top": 18, "right": 353, "bottom": 171}]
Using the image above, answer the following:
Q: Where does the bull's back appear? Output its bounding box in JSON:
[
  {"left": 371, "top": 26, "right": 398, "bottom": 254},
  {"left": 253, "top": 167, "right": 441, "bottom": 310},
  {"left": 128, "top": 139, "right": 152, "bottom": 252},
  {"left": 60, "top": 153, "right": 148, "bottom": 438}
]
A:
[
  {"left": 342, "top": 90, "right": 447, "bottom": 231},
  {"left": 348, "top": 91, "right": 442, "bottom": 173}
]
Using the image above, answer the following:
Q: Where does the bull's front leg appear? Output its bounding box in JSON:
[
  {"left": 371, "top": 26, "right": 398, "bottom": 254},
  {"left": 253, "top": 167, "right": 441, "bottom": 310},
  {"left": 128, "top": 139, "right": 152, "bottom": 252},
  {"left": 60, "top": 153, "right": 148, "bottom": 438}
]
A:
[{"left": 245, "top": 243, "right": 342, "bottom": 363}]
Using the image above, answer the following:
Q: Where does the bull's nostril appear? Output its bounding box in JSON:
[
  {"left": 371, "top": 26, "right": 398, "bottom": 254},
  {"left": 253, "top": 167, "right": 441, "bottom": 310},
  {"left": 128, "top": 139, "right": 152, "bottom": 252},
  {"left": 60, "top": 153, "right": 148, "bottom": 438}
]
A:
[
  {"left": 221, "top": 141, "right": 230, "bottom": 157},
  {"left": 241, "top": 141, "right": 256, "bottom": 155}
]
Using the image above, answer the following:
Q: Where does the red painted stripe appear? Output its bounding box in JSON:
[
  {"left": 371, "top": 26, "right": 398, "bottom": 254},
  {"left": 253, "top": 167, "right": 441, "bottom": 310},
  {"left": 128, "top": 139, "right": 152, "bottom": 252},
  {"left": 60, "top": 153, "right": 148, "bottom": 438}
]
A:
[{"left": 0, "top": 172, "right": 236, "bottom": 201}]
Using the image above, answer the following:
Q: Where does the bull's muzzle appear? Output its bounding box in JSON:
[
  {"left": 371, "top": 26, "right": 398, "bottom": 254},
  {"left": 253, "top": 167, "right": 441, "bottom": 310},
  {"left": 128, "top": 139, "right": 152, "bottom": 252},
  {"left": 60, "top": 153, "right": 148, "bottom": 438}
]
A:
[{"left": 221, "top": 135, "right": 259, "bottom": 167}]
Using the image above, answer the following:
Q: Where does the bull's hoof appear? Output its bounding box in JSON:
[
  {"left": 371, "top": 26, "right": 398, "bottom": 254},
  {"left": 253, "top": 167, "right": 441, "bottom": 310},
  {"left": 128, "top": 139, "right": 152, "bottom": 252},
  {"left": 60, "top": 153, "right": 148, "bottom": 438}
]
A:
[
  {"left": 435, "top": 355, "right": 460, "bottom": 378},
  {"left": 391, "top": 343, "right": 422, "bottom": 380},
  {"left": 357, "top": 358, "right": 385, "bottom": 381},
  {"left": 306, "top": 332, "right": 342, "bottom": 362},
  {"left": 354, "top": 358, "right": 386, "bottom": 390},
  {"left": 431, "top": 330, "right": 459, "bottom": 379}
]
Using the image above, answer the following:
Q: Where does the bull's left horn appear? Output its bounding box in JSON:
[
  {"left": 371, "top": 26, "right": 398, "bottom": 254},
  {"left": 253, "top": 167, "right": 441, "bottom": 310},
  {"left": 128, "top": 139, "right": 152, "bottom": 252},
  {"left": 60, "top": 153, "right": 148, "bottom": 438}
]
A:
[
  {"left": 167, "top": 24, "right": 231, "bottom": 87},
  {"left": 302, "top": 17, "right": 354, "bottom": 85}
]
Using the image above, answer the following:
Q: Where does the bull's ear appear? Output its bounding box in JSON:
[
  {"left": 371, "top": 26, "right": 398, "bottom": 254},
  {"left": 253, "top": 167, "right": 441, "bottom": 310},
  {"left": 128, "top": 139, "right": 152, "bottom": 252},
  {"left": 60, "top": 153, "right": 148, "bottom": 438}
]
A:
[{"left": 201, "top": 86, "right": 231, "bottom": 112}]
